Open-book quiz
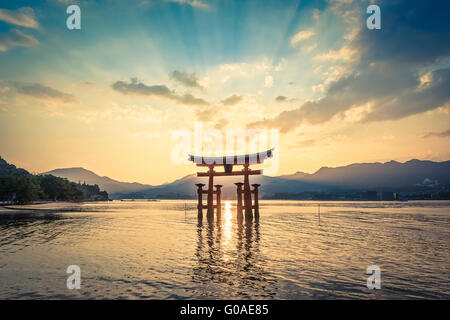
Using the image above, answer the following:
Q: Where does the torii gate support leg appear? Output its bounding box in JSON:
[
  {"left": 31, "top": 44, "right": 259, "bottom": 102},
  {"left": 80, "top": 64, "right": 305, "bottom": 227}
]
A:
[
  {"left": 235, "top": 182, "right": 244, "bottom": 222},
  {"left": 252, "top": 184, "right": 260, "bottom": 220},
  {"left": 206, "top": 165, "right": 214, "bottom": 221},
  {"left": 243, "top": 164, "right": 253, "bottom": 221},
  {"left": 215, "top": 184, "right": 222, "bottom": 220},
  {"left": 195, "top": 183, "right": 205, "bottom": 220}
]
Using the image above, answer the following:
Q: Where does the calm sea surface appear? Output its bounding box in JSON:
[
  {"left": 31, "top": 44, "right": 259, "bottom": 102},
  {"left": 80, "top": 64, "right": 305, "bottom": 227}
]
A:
[{"left": 0, "top": 200, "right": 449, "bottom": 299}]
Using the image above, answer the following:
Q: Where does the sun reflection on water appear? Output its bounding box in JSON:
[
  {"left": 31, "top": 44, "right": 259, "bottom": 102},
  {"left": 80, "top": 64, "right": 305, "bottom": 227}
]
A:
[{"left": 223, "top": 200, "right": 232, "bottom": 246}]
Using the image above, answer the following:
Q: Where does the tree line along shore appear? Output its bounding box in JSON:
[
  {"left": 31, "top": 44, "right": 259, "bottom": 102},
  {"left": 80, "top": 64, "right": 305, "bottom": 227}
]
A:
[{"left": 0, "top": 156, "right": 108, "bottom": 205}]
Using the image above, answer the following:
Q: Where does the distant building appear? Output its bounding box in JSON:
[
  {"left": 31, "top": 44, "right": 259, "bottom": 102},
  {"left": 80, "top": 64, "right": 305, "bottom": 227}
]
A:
[
  {"left": 361, "top": 190, "right": 378, "bottom": 201},
  {"left": 381, "top": 191, "right": 395, "bottom": 201}
]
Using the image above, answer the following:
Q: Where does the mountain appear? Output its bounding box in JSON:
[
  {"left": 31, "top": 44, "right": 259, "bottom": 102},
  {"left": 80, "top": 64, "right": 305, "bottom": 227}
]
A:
[
  {"left": 291, "top": 159, "right": 450, "bottom": 189},
  {"left": 1, "top": 156, "right": 108, "bottom": 204},
  {"left": 277, "top": 171, "right": 311, "bottom": 180},
  {"left": 0, "top": 156, "right": 29, "bottom": 176},
  {"left": 41, "top": 167, "right": 152, "bottom": 194},
  {"left": 42, "top": 159, "right": 450, "bottom": 199},
  {"left": 111, "top": 173, "right": 323, "bottom": 200},
  {"left": 112, "top": 159, "right": 450, "bottom": 199}
]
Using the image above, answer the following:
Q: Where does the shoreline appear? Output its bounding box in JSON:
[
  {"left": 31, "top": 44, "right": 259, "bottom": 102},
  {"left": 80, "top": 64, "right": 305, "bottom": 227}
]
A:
[{"left": 0, "top": 200, "right": 110, "bottom": 211}]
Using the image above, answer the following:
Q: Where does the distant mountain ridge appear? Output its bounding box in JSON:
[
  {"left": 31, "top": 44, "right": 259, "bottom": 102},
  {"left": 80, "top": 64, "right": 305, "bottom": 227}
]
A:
[
  {"left": 293, "top": 159, "right": 450, "bottom": 189},
  {"left": 42, "top": 167, "right": 152, "bottom": 194},
  {"left": 43, "top": 159, "right": 450, "bottom": 199}
]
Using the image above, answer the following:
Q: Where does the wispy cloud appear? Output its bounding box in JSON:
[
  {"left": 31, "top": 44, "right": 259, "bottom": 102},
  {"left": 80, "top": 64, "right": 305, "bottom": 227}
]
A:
[
  {"left": 291, "top": 29, "right": 315, "bottom": 45},
  {"left": 423, "top": 129, "right": 450, "bottom": 138},
  {"left": 112, "top": 78, "right": 209, "bottom": 106},
  {"left": 214, "top": 118, "right": 229, "bottom": 130},
  {"left": 169, "top": 70, "right": 203, "bottom": 89},
  {"left": 314, "top": 44, "right": 358, "bottom": 62},
  {"left": 275, "top": 96, "right": 288, "bottom": 102},
  {"left": 302, "top": 43, "right": 317, "bottom": 54},
  {"left": 112, "top": 78, "right": 172, "bottom": 96},
  {"left": 11, "top": 82, "right": 77, "bottom": 103},
  {"left": 0, "top": 29, "right": 39, "bottom": 52},
  {"left": 195, "top": 106, "right": 218, "bottom": 121},
  {"left": 166, "top": 0, "right": 209, "bottom": 9},
  {"left": 275, "top": 96, "right": 297, "bottom": 103},
  {"left": 220, "top": 94, "right": 243, "bottom": 106},
  {"left": 0, "top": 80, "right": 76, "bottom": 103},
  {"left": 0, "top": 7, "right": 39, "bottom": 28}
]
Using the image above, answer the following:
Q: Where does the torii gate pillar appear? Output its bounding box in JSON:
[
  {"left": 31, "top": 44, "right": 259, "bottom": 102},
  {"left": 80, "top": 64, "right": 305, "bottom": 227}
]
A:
[
  {"left": 215, "top": 184, "right": 222, "bottom": 220},
  {"left": 235, "top": 182, "right": 244, "bottom": 222},
  {"left": 206, "top": 165, "right": 214, "bottom": 221},
  {"left": 195, "top": 183, "right": 205, "bottom": 220},
  {"left": 243, "top": 164, "right": 253, "bottom": 221},
  {"left": 252, "top": 184, "right": 260, "bottom": 220}
]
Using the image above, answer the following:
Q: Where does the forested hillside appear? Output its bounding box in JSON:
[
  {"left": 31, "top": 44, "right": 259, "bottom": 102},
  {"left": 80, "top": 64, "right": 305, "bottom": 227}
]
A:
[{"left": 0, "top": 156, "right": 108, "bottom": 204}]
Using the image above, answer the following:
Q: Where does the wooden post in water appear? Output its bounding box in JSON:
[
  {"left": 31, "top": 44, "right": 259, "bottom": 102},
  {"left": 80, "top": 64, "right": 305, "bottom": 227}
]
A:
[
  {"left": 252, "top": 184, "right": 260, "bottom": 220},
  {"left": 215, "top": 184, "right": 223, "bottom": 220},
  {"left": 235, "top": 182, "right": 244, "bottom": 221},
  {"left": 206, "top": 165, "right": 215, "bottom": 220},
  {"left": 243, "top": 164, "right": 253, "bottom": 221},
  {"left": 195, "top": 183, "right": 205, "bottom": 220}
]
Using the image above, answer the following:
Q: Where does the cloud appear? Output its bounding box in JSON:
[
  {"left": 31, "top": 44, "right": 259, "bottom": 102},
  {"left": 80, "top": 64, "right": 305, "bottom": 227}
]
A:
[
  {"left": 290, "top": 134, "right": 347, "bottom": 149},
  {"left": 220, "top": 94, "right": 243, "bottom": 106},
  {"left": 264, "top": 74, "right": 274, "bottom": 88},
  {"left": 214, "top": 119, "right": 229, "bottom": 130},
  {"left": 291, "top": 29, "right": 315, "bottom": 45},
  {"left": 302, "top": 43, "right": 317, "bottom": 54},
  {"left": 112, "top": 78, "right": 209, "bottom": 106},
  {"left": 178, "top": 93, "right": 209, "bottom": 106},
  {"left": 294, "top": 139, "right": 316, "bottom": 148},
  {"left": 166, "top": 0, "right": 209, "bottom": 9},
  {"left": 312, "top": 9, "right": 320, "bottom": 21},
  {"left": 249, "top": 0, "right": 450, "bottom": 133},
  {"left": 423, "top": 129, "right": 450, "bottom": 138},
  {"left": 0, "top": 29, "right": 39, "bottom": 52},
  {"left": 314, "top": 44, "right": 358, "bottom": 62},
  {"left": 194, "top": 94, "right": 245, "bottom": 122},
  {"left": 169, "top": 70, "right": 202, "bottom": 89},
  {"left": 8, "top": 82, "right": 76, "bottom": 103},
  {"left": 274, "top": 96, "right": 297, "bottom": 103},
  {"left": 0, "top": 7, "right": 39, "bottom": 28},
  {"left": 195, "top": 106, "right": 218, "bottom": 122}
]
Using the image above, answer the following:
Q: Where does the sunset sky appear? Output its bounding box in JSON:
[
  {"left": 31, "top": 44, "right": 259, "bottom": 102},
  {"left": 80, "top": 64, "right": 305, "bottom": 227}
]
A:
[{"left": 0, "top": 0, "right": 449, "bottom": 185}]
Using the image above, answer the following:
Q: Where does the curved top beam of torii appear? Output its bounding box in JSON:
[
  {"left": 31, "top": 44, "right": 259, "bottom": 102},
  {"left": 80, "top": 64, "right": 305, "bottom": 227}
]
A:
[{"left": 188, "top": 148, "right": 274, "bottom": 166}]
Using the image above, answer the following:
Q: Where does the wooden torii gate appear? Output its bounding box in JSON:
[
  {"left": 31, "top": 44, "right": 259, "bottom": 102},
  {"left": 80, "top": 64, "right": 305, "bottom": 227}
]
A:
[{"left": 189, "top": 148, "right": 273, "bottom": 221}]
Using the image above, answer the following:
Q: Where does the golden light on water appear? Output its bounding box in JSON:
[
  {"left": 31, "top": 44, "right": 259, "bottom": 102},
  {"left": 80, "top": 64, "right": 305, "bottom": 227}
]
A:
[
  {"left": 224, "top": 201, "right": 232, "bottom": 219},
  {"left": 223, "top": 201, "right": 233, "bottom": 247}
]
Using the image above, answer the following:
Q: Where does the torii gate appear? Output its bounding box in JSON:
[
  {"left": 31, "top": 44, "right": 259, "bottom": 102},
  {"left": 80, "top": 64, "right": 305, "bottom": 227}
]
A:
[{"left": 188, "top": 148, "right": 273, "bottom": 221}]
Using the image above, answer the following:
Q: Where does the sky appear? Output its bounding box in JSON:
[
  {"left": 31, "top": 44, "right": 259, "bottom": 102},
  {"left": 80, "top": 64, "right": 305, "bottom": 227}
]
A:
[{"left": 0, "top": 0, "right": 449, "bottom": 185}]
